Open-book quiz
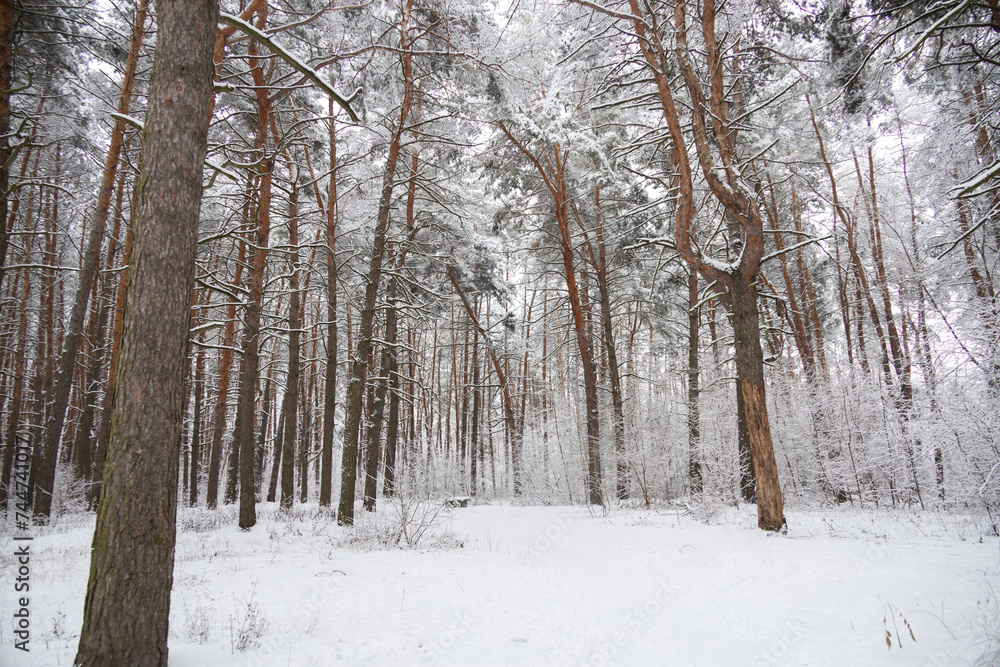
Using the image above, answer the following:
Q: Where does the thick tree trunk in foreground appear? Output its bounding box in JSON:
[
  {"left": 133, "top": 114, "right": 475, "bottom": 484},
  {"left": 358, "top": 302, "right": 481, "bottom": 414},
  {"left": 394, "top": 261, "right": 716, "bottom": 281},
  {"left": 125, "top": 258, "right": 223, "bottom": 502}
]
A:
[{"left": 74, "top": 0, "right": 216, "bottom": 662}]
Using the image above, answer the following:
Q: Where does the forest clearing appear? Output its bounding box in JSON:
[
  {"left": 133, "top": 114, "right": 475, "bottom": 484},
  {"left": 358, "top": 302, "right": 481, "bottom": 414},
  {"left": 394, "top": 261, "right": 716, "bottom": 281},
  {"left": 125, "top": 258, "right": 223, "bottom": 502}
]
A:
[{"left": 1, "top": 502, "right": 999, "bottom": 666}]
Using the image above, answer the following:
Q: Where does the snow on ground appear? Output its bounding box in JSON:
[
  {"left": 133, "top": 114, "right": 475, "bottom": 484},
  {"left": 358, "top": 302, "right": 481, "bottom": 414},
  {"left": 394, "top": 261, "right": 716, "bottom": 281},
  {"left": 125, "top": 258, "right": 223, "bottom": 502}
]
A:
[{"left": 1, "top": 501, "right": 998, "bottom": 666}]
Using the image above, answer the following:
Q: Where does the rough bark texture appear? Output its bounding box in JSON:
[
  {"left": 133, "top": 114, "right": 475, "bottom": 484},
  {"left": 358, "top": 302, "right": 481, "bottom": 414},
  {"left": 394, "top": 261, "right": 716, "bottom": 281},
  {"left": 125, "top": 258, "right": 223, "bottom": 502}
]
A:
[
  {"left": 732, "top": 274, "right": 782, "bottom": 529},
  {"left": 74, "top": 0, "right": 216, "bottom": 662},
  {"left": 736, "top": 376, "right": 757, "bottom": 503}
]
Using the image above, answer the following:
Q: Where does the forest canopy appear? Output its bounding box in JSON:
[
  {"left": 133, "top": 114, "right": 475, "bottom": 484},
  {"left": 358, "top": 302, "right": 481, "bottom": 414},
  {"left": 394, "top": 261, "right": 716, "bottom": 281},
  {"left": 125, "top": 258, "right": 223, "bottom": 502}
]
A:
[{"left": 1, "top": 0, "right": 998, "bottom": 533}]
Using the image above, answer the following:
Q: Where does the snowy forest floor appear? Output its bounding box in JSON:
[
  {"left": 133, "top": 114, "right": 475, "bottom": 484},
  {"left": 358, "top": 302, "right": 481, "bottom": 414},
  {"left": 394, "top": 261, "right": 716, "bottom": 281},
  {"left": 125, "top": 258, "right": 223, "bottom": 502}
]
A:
[{"left": 1, "top": 500, "right": 999, "bottom": 666}]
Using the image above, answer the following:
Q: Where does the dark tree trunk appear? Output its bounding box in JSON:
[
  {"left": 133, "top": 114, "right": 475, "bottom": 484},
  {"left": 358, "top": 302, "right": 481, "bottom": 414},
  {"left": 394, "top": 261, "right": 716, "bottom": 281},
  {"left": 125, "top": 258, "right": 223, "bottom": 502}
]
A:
[
  {"left": 299, "top": 373, "right": 310, "bottom": 503},
  {"left": 223, "top": 423, "right": 238, "bottom": 503},
  {"left": 362, "top": 340, "right": 384, "bottom": 512},
  {"left": 469, "top": 327, "right": 480, "bottom": 496},
  {"left": 205, "top": 220, "right": 247, "bottom": 509},
  {"left": 736, "top": 376, "right": 756, "bottom": 503},
  {"left": 28, "top": 195, "right": 57, "bottom": 507},
  {"left": 320, "top": 103, "right": 338, "bottom": 508},
  {"left": 232, "top": 162, "right": 274, "bottom": 524},
  {"left": 228, "top": 19, "right": 276, "bottom": 522},
  {"left": 1, "top": 197, "right": 36, "bottom": 509},
  {"left": 552, "top": 153, "right": 602, "bottom": 506},
  {"left": 74, "top": 0, "right": 216, "bottom": 662},
  {"left": 687, "top": 266, "right": 702, "bottom": 494},
  {"left": 382, "top": 299, "right": 400, "bottom": 498},
  {"left": 280, "top": 191, "right": 301, "bottom": 510}
]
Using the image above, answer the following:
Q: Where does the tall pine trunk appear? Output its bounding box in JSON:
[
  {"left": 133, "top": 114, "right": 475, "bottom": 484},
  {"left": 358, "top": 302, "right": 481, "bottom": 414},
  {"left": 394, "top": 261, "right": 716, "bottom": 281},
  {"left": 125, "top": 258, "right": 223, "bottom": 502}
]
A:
[
  {"left": 320, "top": 103, "right": 338, "bottom": 507},
  {"left": 280, "top": 180, "right": 301, "bottom": 510},
  {"left": 74, "top": 0, "right": 216, "bottom": 660}
]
